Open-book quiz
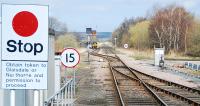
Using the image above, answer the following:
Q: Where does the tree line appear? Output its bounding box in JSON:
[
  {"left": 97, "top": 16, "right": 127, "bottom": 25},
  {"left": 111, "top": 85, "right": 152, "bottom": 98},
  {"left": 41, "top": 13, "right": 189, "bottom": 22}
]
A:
[
  {"left": 49, "top": 17, "right": 80, "bottom": 52},
  {"left": 112, "top": 5, "right": 200, "bottom": 56}
]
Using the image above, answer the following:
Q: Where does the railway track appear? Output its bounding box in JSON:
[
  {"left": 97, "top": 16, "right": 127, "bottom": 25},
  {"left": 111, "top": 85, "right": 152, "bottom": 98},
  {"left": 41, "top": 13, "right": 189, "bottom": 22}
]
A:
[
  {"left": 91, "top": 47, "right": 200, "bottom": 106},
  {"left": 128, "top": 66, "right": 200, "bottom": 105},
  {"left": 92, "top": 52, "right": 163, "bottom": 106},
  {"left": 111, "top": 65, "right": 159, "bottom": 105}
]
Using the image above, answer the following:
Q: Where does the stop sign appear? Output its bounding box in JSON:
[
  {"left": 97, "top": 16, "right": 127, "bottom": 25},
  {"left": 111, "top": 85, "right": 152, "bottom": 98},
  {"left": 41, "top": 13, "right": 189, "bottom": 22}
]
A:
[
  {"left": 1, "top": 4, "right": 48, "bottom": 89},
  {"left": 1, "top": 4, "right": 48, "bottom": 61}
]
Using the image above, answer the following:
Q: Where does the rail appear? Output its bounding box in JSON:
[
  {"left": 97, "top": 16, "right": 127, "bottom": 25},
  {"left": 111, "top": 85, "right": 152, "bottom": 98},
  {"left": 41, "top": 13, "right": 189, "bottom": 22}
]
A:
[
  {"left": 44, "top": 78, "right": 75, "bottom": 106},
  {"left": 115, "top": 54, "right": 200, "bottom": 94},
  {"left": 93, "top": 53, "right": 169, "bottom": 105},
  {"left": 92, "top": 51, "right": 200, "bottom": 105},
  {"left": 116, "top": 54, "right": 200, "bottom": 105},
  {"left": 109, "top": 64, "right": 125, "bottom": 106},
  {"left": 112, "top": 67, "right": 168, "bottom": 106}
]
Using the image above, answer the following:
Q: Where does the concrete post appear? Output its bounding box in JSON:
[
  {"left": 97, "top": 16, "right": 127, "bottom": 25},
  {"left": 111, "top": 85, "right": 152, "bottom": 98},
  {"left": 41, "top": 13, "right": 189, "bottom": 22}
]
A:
[{"left": 10, "top": 90, "right": 15, "bottom": 106}]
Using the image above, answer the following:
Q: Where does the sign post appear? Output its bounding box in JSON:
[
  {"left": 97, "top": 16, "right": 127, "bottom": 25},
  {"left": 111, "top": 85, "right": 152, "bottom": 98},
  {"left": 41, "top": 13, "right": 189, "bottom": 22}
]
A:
[
  {"left": 34, "top": 90, "right": 39, "bottom": 106},
  {"left": 60, "top": 48, "right": 80, "bottom": 103},
  {"left": 10, "top": 90, "right": 15, "bottom": 106},
  {"left": 86, "top": 28, "right": 92, "bottom": 62},
  {"left": 1, "top": 4, "right": 48, "bottom": 106}
]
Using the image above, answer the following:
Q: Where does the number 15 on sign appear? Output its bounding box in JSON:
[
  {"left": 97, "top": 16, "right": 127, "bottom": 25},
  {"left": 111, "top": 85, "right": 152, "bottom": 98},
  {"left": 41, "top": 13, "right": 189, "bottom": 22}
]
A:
[
  {"left": 61, "top": 48, "right": 80, "bottom": 68},
  {"left": 66, "top": 53, "right": 75, "bottom": 62}
]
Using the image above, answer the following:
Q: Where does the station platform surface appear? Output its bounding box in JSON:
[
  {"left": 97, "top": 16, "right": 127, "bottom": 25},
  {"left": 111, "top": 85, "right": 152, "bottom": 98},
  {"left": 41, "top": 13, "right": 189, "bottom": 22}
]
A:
[{"left": 117, "top": 54, "right": 200, "bottom": 88}]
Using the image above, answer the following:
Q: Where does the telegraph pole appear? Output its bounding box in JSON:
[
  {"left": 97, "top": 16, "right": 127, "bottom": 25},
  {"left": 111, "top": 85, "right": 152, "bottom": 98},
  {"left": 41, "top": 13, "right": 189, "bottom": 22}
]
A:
[
  {"left": 87, "top": 35, "right": 90, "bottom": 62},
  {"left": 86, "top": 28, "right": 92, "bottom": 62}
]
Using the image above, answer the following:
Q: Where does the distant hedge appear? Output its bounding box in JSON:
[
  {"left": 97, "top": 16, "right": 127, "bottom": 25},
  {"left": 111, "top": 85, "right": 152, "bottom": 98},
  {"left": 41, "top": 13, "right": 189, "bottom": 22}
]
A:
[{"left": 55, "top": 34, "right": 79, "bottom": 52}]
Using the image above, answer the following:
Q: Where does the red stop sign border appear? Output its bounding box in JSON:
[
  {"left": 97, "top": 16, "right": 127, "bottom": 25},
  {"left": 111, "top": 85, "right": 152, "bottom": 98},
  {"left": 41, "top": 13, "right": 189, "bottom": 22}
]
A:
[{"left": 60, "top": 48, "right": 80, "bottom": 68}]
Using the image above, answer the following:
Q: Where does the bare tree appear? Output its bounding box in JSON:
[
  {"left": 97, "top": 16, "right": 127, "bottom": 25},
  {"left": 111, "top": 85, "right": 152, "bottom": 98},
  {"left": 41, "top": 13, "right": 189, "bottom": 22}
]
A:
[
  {"left": 149, "top": 5, "right": 193, "bottom": 52},
  {"left": 49, "top": 17, "right": 68, "bottom": 35}
]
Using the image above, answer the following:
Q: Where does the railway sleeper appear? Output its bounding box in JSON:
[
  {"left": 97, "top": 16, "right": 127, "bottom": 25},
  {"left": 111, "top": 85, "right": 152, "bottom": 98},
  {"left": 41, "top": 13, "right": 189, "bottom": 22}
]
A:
[
  {"left": 126, "top": 98, "right": 158, "bottom": 104},
  {"left": 147, "top": 83, "right": 200, "bottom": 105},
  {"left": 158, "top": 87, "right": 200, "bottom": 99},
  {"left": 154, "top": 86, "right": 200, "bottom": 103},
  {"left": 95, "top": 53, "right": 200, "bottom": 106},
  {"left": 112, "top": 66, "right": 127, "bottom": 68},
  {"left": 129, "top": 67, "right": 200, "bottom": 95}
]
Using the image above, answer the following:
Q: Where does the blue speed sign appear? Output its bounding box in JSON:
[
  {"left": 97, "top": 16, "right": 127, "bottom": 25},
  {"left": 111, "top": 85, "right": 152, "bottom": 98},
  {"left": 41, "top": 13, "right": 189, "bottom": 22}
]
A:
[{"left": 60, "top": 48, "right": 80, "bottom": 68}]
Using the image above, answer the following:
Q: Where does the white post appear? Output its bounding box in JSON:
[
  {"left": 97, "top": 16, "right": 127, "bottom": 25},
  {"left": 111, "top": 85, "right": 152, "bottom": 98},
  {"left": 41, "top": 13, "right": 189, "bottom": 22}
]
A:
[
  {"left": 73, "top": 69, "right": 75, "bottom": 96},
  {"left": 61, "top": 90, "right": 64, "bottom": 106},
  {"left": 64, "top": 88, "right": 67, "bottom": 106},
  {"left": 114, "top": 37, "right": 117, "bottom": 50},
  {"left": 87, "top": 35, "right": 90, "bottom": 62},
  {"left": 39, "top": 90, "right": 43, "bottom": 106},
  {"left": 55, "top": 56, "right": 61, "bottom": 92},
  {"left": 56, "top": 95, "right": 59, "bottom": 106},
  {"left": 70, "top": 81, "right": 73, "bottom": 105},
  {"left": 34, "top": 90, "right": 39, "bottom": 106},
  {"left": 68, "top": 85, "right": 70, "bottom": 100},
  {"left": 10, "top": 90, "right": 15, "bottom": 106},
  {"left": 65, "top": 68, "right": 67, "bottom": 84},
  {"left": 64, "top": 87, "right": 67, "bottom": 99}
]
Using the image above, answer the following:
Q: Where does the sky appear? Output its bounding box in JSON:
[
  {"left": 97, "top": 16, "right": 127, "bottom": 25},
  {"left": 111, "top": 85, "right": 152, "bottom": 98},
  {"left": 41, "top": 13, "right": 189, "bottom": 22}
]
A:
[{"left": 0, "top": 0, "right": 200, "bottom": 32}]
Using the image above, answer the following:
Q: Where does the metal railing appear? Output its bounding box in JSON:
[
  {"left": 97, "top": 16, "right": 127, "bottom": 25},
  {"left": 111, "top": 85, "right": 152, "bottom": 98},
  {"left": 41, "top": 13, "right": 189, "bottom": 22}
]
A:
[
  {"left": 45, "top": 78, "right": 75, "bottom": 106},
  {"left": 185, "top": 62, "right": 200, "bottom": 71}
]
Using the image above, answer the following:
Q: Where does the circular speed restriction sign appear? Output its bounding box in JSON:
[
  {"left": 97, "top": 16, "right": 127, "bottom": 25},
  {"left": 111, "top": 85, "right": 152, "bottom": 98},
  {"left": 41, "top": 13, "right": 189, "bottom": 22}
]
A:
[
  {"left": 124, "top": 44, "right": 128, "bottom": 49},
  {"left": 61, "top": 48, "right": 80, "bottom": 68}
]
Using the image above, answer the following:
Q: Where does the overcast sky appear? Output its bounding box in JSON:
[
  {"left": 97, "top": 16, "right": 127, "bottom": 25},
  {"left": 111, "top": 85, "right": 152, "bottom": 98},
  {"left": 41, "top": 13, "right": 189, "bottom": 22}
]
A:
[{"left": 0, "top": 0, "right": 200, "bottom": 32}]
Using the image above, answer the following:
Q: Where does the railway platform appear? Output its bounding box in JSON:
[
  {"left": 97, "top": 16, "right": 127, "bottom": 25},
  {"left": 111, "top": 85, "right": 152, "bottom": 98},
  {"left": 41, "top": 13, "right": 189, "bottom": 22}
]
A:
[{"left": 117, "top": 54, "right": 200, "bottom": 88}]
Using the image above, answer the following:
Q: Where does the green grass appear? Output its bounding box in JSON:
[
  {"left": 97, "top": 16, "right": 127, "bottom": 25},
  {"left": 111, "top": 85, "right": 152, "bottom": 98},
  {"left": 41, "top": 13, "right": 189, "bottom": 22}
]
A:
[
  {"left": 165, "top": 51, "right": 200, "bottom": 61},
  {"left": 132, "top": 55, "right": 152, "bottom": 60},
  {"left": 131, "top": 49, "right": 153, "bottom": 60},
  {"left": 130, "top": 49, "right": 200, "bottom": 60},
  {"left": 189, "top": 70, "right": 200, "bottom": 75}
]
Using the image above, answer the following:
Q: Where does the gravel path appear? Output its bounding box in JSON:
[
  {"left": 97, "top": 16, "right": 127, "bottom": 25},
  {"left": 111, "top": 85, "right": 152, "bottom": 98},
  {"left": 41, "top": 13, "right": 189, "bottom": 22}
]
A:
[{"left": 75, "top": 51, "right": 109, "bottom": 106}]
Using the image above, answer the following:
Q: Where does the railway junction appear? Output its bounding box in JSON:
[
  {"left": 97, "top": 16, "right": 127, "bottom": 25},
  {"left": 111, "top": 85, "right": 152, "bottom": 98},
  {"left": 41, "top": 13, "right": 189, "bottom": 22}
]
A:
[{"left": 74, "top": 46, "right": 200, "bottom": 106}]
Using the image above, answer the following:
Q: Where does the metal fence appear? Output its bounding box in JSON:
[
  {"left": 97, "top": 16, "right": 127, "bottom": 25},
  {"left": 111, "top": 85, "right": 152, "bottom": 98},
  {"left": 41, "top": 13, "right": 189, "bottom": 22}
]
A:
[
  {"left": 185, "top": 62, "right": 200, "bottom": 71},
  {"left": 45, "top": 78, "right": 75, "bottom": 106}
]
